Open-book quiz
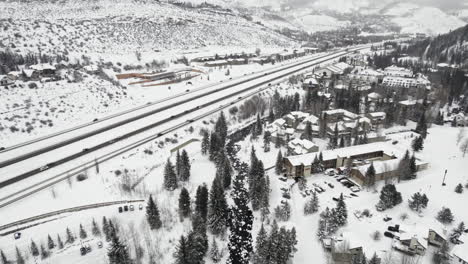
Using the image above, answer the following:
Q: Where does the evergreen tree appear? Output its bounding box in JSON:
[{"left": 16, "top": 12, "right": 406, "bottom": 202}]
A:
[
  {"left": 187, "top": 230, "right": 208, "bottom": 264},
  {"left": 66, "top": 227, "right": 75, "bottom": 244},
  {"left": 201, "top": 131, "right": 210, "bottom": 155},
  {"left": 408, "top": 192, "right": 429, "bottom": 212},
  {"left": 209, "top": 132, "right": 222, "bottom": 160},
  {"left": 47, "top": 234, "right": 55, "bottom": 250},
  {"left": 31, "top": 240, "right": 39, "bottom": 256},
  {"left": 208, "top": 177, "right": 228, "bottom": 236},
  {"left": 57, "top": 234, "right": 64, "bottom": 249},
  {"left": 317, "top": 207, "right": 338, "bottom": 239},
  {"left": 335, "top": 193, "right": 348, "bottom": 226},
  {"left": 190, "top": 213, "right": 209, "bottom": 258},
  {"left": 376, "top": 184, "right": 402, "bottom": 211},
  {"left": 368, "top": 253, "right": 379, "bottom": 264},
  {"left": 195, "top": 184, "right": 209, "bottom": 221},
  {"left": 146, "top": 195, "right": 162, "bottom": 230},
  {"left": 79, "top": 224, "right": 87, "bottom": 239},
  {"left": 173, "top": 235, "right": 190, "bottom": 264},
  {"left": 450, "top": 222, "right": 465, "bottom": 244},
  {"left": 163, "top": 158, "right": 178, "bottom": 191},
  {"left": 304, "top": 191, "right": 319, "bottom": 215},
  {"left": 15, "top": 247, "right": 25, "bottom": 264},
  {"left": 254, "top": 224, "right": 269, "bottom": 264},
  {"left": 412, "top": 136, "right": 424, "bottom": 152},
  {"left": 365, "top": 162, "right": 376, "bottom": 187},
  {"left": 415, "top": 112, "right": 428, "bottom": 139},
  {"left": 250, "top": 159, "right": 269, "bottom": 211},
  {"left": 455, "top": 183, "right": 464, "bottom": 193},
  {"left": 107, "top": 231, "right": 132, "bottom": 264},
  {"left": 433, "top": 242, "right": 450, "bottom": 264},
  {"left": 437, "top": 207, "right": 454, "bottom": 224},
  {"left": 274, "top": 201, "right": 291, "bottom": 221},
  {"left": 256, "top": 113, "right": 263, "bottom": 135},
  {"left": 92, "top": 218, "right": 101, "bottom": 237},
  {"left": 176, "top": 150, "right": 181, "bottom": 177},
  {"left": 40, "top": 244, "right": 49, "bottom": 259},
  {"left": 179, "top": 149, "right": 191, "bottom": 181},
  {"left": 215, "top": 112, "right": 228, "bottom": 145},
  {"left": 275, "top": 150, "right": 283, "bottom": 175},
  {"left": 227, "top": 173, "right": 253, "bottom": 264},
  {"left": 304, "top": 122, "right": 313, "bottom": 140},
  {"left": 263, "top": 131, "right": 271, "bottom": 153},
  {"left": 103, "top": 216, "right": 110, "bottom": 241},
  {"left": 398, "top": 150, "right": 413, "bottom": 181},
  {"left": 210, "top": 238, "right": 222, "bottom": 263},
  {"left": 179, "top": 187, "right": 191, "bottom": 219}
]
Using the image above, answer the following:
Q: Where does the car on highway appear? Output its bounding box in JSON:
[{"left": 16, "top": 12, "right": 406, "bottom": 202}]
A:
[
  {"left": 93, "top": 118, "right": 98, "bottom": 122},
  {"left": 0, "top": 147, "right": 4, "bottom": 151},
  {"left": 187, "top": 119, "right": 194, "bottom": 123},
  {"left": 268, "top": 83, "right": 271, "bottom": 86},
  {"left": 129, "top": 205, "right": 134, "bottom": 211},
  {"left": 14, "top": 232, "right": 21, "bottom": 240},
  {"left": 39, "top": 165, "right": 49, "bottom": 172},
  {"left": 186, "top": 89, "right": 190, "bottom": 92},
  {"left": 238, "top": 96, "right": 242, "bottom": 99}
]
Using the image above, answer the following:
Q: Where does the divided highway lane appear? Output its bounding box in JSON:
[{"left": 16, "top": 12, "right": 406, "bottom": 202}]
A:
[
  {"left": 0, "top": 46, "right": 367, "bottom": 208},
  {"left": 0, "top": 52, "right": 330, "bottom": 168},
  {"left": 0, "top": 47, "right": 365, "bottom": 190}
]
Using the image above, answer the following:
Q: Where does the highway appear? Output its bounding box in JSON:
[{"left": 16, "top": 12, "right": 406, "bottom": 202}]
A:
[{"left": 0, "top": 46, "right": 367, "bottom": 208}]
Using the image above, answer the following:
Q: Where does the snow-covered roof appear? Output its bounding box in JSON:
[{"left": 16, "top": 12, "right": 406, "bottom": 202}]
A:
[
  {"left": 368, "top": 112, "right": 386, "bottom": 119},
  {"left": 286, "top": 142, "right": 399, "bottom": 166},
  {"left": 367, "top": 92, "right": 382, "bottom": 100},
  {"left": 323, "top": 109, "right": 359, "bottom": 120},
  {"left": 452, "top": 242, "right": 468, "bottom": 261},
  {"left": 22, "top": 69, "right": 35, "bottom": 77},
  {"left": 356, "top": 159, "right": 401, "bottom": 175},
  {"left": 303, "top": 77, "right": 318, "bottom": 85},
  {"left": 30, "top": 63, "right": 56, "bottom": 71}
]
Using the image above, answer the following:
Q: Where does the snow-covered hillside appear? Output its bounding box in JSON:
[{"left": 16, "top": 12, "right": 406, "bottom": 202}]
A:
[{"left": 0, "top": 0, "right": 295, "bottom": 56}]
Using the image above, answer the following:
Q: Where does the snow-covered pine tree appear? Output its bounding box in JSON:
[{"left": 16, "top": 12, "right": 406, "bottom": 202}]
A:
[
  {"left": 227, "top": 173, "right": 253, "bottom": 264},
  {"left": 304, "top": 122, "right": 313, "bottom": 141},
  {"left": 102, "top": 216, "right": 110, "bottom": 241},
  {"left": 65, "top": 227, "right": 75, "bottom": 244},
  {"left": 187, "top": 230, "right": 208, "bottom": 263},
  {"left": 254, "top": 224, "right": 269, "bottom": 264},
  {"left": 437, "top": 207, "right": 454, "bottom": 224},
  {"left": 209, "top": 132, "right": 222, "bottom": 161},
  {"left": 335, "top": 193, "right": 348, "bottom": 226},
  {"left": 201, "top": 131, "right": 210, "bottom": 155},
  {"left": 47, "top": 234, "right": 55, "bottom": 250},
  {"left": 195, "top": 184, "right": 209, "bottom": 221},
  {"left": 40, "top": 244, "right": 49, "bottom": 259},
  {"left": 107, "top": 230, "right": 131, "bottom": 264},
  {"left": 274, "top": 201, "right": 291, "bottom": 222},
  {"left": 207, "top": 176, "right": 228, "bottom": 236},
  {"left": 178, "top": 187, "right": 191, "bottom": 219},
  {"left": 368, "top": 253, "right": 379, "bottom": 264},
  {"left": 146, "top": 195, "right": 162, "bottom": 230},
  {"left": 210, "top": 237, "right": 222, "bottom": 263},
  {"left": 57, "top": 234, "right": 64, "bottom": 249},
  {"left": 450, "top": 222, "right": 465, "bottom": 244},
  {"left": 179, "top": 149, "right": 191, "bottom": 181},
  {"left": 163, "top": 158, "right": 178, "bottom": 191},
  {"left": 275, "top": 150, "right": 283, "bottom": 175},
  {"left": 408, "top": 192, "right": 429, "bottom": 212},
  {"left": 92, "top": 218, "right": 101, "bottom": 237},
  {"left": 263, "top": 131, "right": 271, "bottom": 153},
  {"left": 365, "top": 162, "right": 376, "bottom": 187},
  {"left": 412, "top": 136, "right": 424, "bottom": 152},
  {"left": 415, "top": 112, "right": 428, "bottom": 139},
  {"left": 15, "top": 247, "right": 25, "bottom": 264},
  {"left": 30, "top": 240, "right": 39, "bottom": 256},
  {"left": 256, "top": 113, "right": 263, "bottom": 135},
  {"left": 176, "top": 150, "right": 181, "bottom": 177},
  {"left": 79, "top": 223, "right": 87, "bottom": 239},
  {"left": 215, "top": 112, "right": 228, "bottom": 145},
  {"left": 377, "top": 184, "right": 402, "bottom": 211},
  {"left": 304, "top": 191, "right": 319, "bottom": 215},
  {"left": 173, "top": 235, "right": 190, "bottom": 264},
  {"left": 433, "top": 241, "right": 450, "bottom": 264},
  {"left": 250, "top": 159, "right": 268, "bottom": 211},
  {"left": 455, "top": 183, "right": 464, "bottom": 193}
]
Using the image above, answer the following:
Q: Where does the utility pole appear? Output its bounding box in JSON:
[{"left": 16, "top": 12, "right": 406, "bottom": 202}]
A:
[{"left": 442, "top": 169, "right": 447, "bottom": 186}]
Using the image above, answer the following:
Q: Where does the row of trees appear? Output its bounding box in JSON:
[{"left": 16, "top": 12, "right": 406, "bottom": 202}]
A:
[{"left": 317, "top": 194, "right": 348, "bottom": 239}]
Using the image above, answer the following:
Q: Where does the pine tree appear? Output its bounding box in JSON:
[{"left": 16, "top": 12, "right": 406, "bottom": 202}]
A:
[
  {"left": 66, "top": 227, "right": 75, "bottom": 244},
  {"left": 92, "top": 218, "right": 101, "bottom": 237},
  {"left": 47, "top": 234, "right": 55, "bottom": 250},
  {"left": 31, "top": 240, "right": 39, "bottom": 256},
  {"left": 335, "top": 193, "right": 348, "bottom": 226},
  {"left": 179, "top": 187, "right": 191, "bottom": 219},
  {"left": 304, "top": 191, "right": 319, "bottom": 215},
  {"left": 173, "top": 235, "right": 190, "bottom": 264},
  {"left": 304, "top": 122, "right": 313, "bottom": 140},
  {"left": 201, "top": 131, "right": 210, "bottom": 155},
  {"left": 40, "top": 244, "right": 49, "bottom": 259},
  {"left": 415, "top": 112, "right": 428, "bottom": 139},
  {"left": 275, "top": 150, "right": 283, "bottom": 175},
  {"left": 146, "top": 195, "right": 162, "bottom": 230},
  {"left": 250, "top": 159, "right": 269, "bottom": 211},
  {"left": 365, "top": 162, "right": 376, "bottom": 187},
  {"left": 455, "top": 183, "right": 464, "bottom": 193},
  {"left": 187, "top": 230, "right": 208, "bottom": 263},
  {"left": 268, "top": 107, "right": 275, "bottom": 123},
  {"left": 408, "top": 192, "right": 429, "bottom": 212},
  {"left": 274, "top": 201, "right": 291, "bottom": 221},
  {"left": 195, "top": 184, "right": 209, "bottom": 221},
  {"left": 79, "top": 224, "right": 87, "bottom": 239},
  {"left": 163, "top": 158, "right": 178, "bottom": 191},
  {"left": 210, "top": 238, "right": 222, "bottom": 263},
  {"left": 437, "top": 207, "right": 454, "bottom": 224},
  {"left": 376, "top": 184, "right": 402, "bottom": 211},
  {"left": 215, "top": 112, "right": 228, "bottom": 145},
  {"left": 227, "top": 173, "right": 253, "bottom": 264},
  {"left": 254, "top": 224, "right": 269, "bottom": 264},
  {"left": 179, "top": 149, "right": 191, "bottom": 181},
  {"left": 256, "top": 113, "right": 263, "bottom": 135},
  {"left": 412, "top": 136, "right": 424, "bottom": 152},
  {"left": 103, "top": 216, "right": 110, "bottom": 241},
  {"left": 368, "top": 253, "right": 379, "bottom": 264},
  {"left": 263, "top": 131, "right": 271, "bottom": 153},
  {"left": 0, "top": 250, "right": 8, "bottom": 264},
  {"left": 450, "top": 222, "right": 465, "bottom": 244},
  {"left": 57, "top": 234, "right": 64, "bottom": 249},
  {"left": 107, "top": 231, "right": 132, "bottom": 264},
  {"left": 209, "top": 132, "right": 222, "bottom": 160},
  {"left": 207, "top": 177, "right": 228, "bottom": 236},
  {"left": 15, "top": 247, "right": 25, "bottom": 264},
  {"left": 176, "top": 150, "right": 181, "bottom": 177}
]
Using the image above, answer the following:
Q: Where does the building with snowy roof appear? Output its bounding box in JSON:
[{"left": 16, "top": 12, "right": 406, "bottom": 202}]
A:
[
  {"left": 384, "top": 65, "right": 413, "bottom": 78},
  {"left": 451, "top": 242, "right": 468, "bottom": 264},
  {"left": 287, "top": 138, "right": 319, "bottom": 156}
]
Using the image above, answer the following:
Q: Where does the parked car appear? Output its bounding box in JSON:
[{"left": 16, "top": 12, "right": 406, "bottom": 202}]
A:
[
  {"left": 384, "top": 231, "right": 395, "bottom": 239},
  {"left": 383, "top": 216, "right": 393, "bottom": 222},
  {"left": 350, "top": 186, "right": 361, "bottom": 192},
  {"left": 124, "top": 205, "right": 129, "bottom": 212},
  {"left": 325, "top": 169, "right": 336, "bottom": 176},
  {"left": 118, "top": 207, "right": 123, "bottom": 213},
  {"left": 80, "top": 247, "right": 87, "bottom": 256},
  {"left": 14, "top": 232, "right": 21, "bottom": 240},
  {"left": 139, "top": 204, "right": 144, "bottom": 210},
  {"left": 97, "top": 241, "right": 103, "bottom": 248},
  {"left": 129, "top": 205, "right": 134, "bottom": 211}
]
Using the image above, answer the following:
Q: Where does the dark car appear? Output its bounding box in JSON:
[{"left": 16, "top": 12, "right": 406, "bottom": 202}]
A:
[
  {"left": 124, "top": 205, "right": 129, "bottom": 212},
  {"left": 350, "top": 193, "right": 358, "bottom": 197},
  {"left": 118, "top": 207, "right": 123, "bottom": 213},
  {"left": 384, "top": 231, "right": 395, "bottom": 239},
  {"left": 383, "top": 216, "right": 393, "bottom": 222},
  {"left": 14, "top": 232, "right": 21, "bottom": 240},
  {"left": 0, "top": 147, "right": 4, "bottom": 151},
  {"left": 80, "top": 247, "right": 87, "bottom": 256},
  {"left": 328, "top": 183, "right": 334, "bottom": 188},
  {"left": 93, "top": 118, "right": 98, "bottom": 122}
]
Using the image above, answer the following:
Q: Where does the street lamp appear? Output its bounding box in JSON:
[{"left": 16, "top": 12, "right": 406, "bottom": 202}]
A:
[{"left": 442, "top": 169, "right": 447, "bottom": 186}]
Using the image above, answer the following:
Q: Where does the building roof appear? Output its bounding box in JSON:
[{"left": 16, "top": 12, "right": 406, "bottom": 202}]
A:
[
  {"left": 367, "top": 92, "right": 382, "bottom": 100},
  {"left": 368, "top": 112, "right": 386, "bottom": 119},
  {"left": 323, "top": 109, "right": 359, "bottom": 120},
  {"left": 452, "top": 242, "right": 468, "bottom": 261},
  {"left": 303, "top": 77, "right": 318, "bottom": 85},
  {"left": 30, "top": 63, "right": 56, "bottom": 71},
  {"left": 286, "top": 142, "right": 399, "bottom": 166}
]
